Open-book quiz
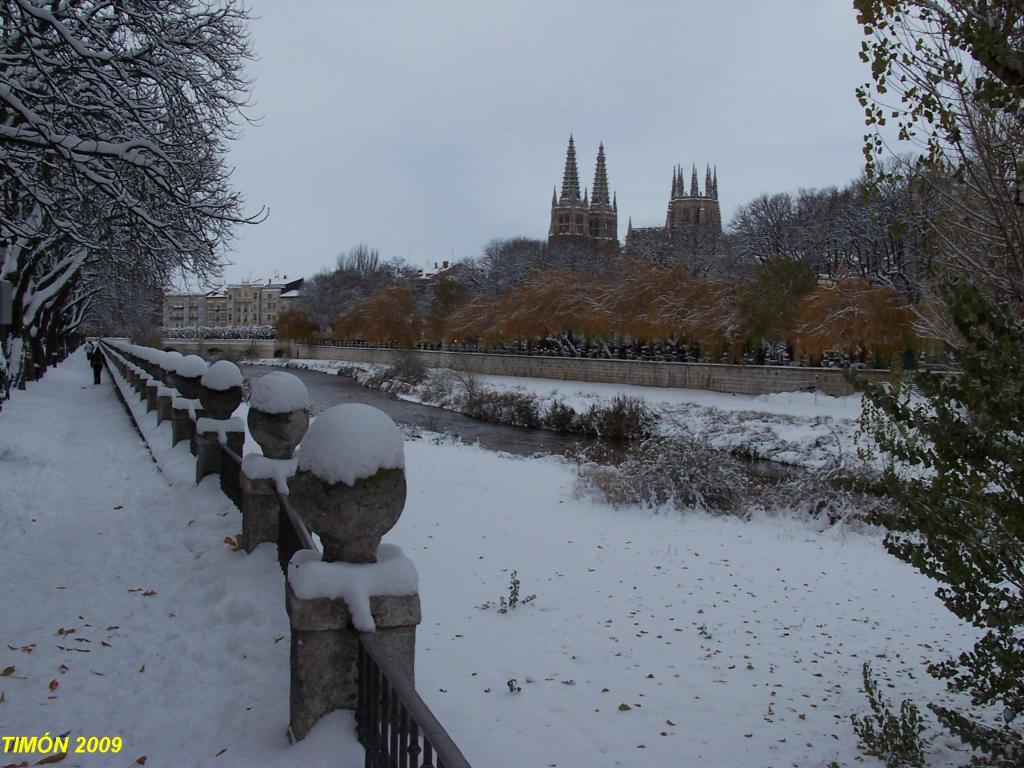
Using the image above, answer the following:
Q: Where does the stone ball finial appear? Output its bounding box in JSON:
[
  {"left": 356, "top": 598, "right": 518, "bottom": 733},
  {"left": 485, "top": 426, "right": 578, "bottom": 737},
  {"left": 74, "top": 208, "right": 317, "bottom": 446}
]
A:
[
  {"left": 247, "top": 371, "right": 310, "bottom": 459},
  {"left": 199, "top": 360, "right": 244, "bottom": 419},
  {"left": 175, "top": 354, "right": 208, "bottom": 399},
  {"left": 291, "top": 404, "right": 406, "bottom": 564},
  {"left": 162, "top": 350, "right": 184, "bottom": 388}
]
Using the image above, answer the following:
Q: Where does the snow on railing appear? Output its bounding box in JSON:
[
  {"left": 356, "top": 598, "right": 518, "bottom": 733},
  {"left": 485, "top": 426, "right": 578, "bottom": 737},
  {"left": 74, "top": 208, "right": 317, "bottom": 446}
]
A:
[{"left": 98, "top": 340, "right": 472, "bottom": 767}]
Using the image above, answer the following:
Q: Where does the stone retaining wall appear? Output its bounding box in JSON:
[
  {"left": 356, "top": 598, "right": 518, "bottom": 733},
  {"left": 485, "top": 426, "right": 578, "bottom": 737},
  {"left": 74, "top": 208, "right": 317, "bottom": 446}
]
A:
[{"left": 162, "top": 339, "right": 889, "bottom": 396}]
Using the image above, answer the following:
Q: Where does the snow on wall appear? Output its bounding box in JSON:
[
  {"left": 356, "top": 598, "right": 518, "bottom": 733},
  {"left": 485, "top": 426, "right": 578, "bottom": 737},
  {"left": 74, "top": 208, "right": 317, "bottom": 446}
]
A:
[
  {"left": 288, "top": 544, "right": 418, "bottom": 632},
  {"left": 249, "top": 371, "right": 309, "bottom": 414},
  {"left": 295, "top": 403, "right": 404, "bottom": 487}
]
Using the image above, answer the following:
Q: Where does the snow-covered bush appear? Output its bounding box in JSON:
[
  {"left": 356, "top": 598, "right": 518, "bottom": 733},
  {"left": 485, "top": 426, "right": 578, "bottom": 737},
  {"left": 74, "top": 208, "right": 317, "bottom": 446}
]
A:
[
  {"left": 462, "top": 390, "right": 542, "bottom": 429},
  {"left": 748, "top": 474, "right": 888, "bottom": 526},
  {"left": 391, "top": 351, "right": 427, "bottom": 385},
  {"left": 575, "top": 436, "right": 746, "bottom": 514},
  {"left": 161, "top": 325, "right": 276, "bottom": 340},
  {"left": 573, "top": 395, "right": 655, "bottom": 440}
]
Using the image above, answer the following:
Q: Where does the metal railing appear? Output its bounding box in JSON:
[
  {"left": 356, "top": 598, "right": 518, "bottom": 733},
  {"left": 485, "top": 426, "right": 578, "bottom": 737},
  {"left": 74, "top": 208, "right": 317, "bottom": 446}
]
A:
[
  {"left": 277, "top": 492, "right": 315, "bottom": 574},
  {"left": 357, "top": 633, "right": 472, "bottom": 768}
]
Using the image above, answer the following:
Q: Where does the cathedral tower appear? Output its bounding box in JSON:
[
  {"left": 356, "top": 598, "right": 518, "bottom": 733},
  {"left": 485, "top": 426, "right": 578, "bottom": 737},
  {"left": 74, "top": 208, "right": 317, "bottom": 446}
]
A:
[
  {"left": 665, "top": 163, "right": 721, "bottom": 232},
  {"left": 548, "top": 136, "right": 618, "bottom": 245}
]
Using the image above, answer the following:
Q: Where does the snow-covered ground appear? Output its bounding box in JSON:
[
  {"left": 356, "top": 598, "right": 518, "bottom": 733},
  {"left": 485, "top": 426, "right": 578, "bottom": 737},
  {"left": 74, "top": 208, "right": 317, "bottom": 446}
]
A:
[
  {"left": 0, "top": 351, "right": 362, "bottom": 767},
  {"left": 1, "top": 351, "right": 976, "bottom": 767},
  {"left": 251, "top": 358, "right": 866, "bottom": 470}
]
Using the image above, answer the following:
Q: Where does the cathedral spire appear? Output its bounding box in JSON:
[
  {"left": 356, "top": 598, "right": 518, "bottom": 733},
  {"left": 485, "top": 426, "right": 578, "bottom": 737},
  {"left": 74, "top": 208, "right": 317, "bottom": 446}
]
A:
[
  {"left": 583, "top": 187, "right": 589, "bottom": 206},
  {"left": 559, "top": 134, "right": 581, "bottom": 203},
  {"left": 671, "top": 165, "right": 678, "bottom": 199},
  {"left": 613, "top": 192, "right": 617, "bottom": 212},
  {"left": 705, "top": 165, "right": 713, "bottom": 199},
  {"left": 551, "top": 186, "right": 557, "bottom": 207},
  {"left": 712, "top": 166, "right": 718, "bottom": 200},
  {"left": 690, "top": 165, "right": 699, "bottom": 197},
  {"left": 591, "top": 142, "right": 611, "bottom": 207}
]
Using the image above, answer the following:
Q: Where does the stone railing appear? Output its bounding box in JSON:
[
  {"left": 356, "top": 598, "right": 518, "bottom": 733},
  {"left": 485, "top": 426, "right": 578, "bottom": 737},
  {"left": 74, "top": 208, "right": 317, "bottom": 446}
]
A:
[{"left": 98, "top": 340, "right": 472, "bottom": 767}]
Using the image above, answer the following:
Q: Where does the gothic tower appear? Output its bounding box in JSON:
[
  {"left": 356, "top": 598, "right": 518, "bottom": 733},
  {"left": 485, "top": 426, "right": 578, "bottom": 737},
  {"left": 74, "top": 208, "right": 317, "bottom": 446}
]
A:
[
  {"left": 549, "top": 135, "right": 588, "bottom": 239},
  {"left": 665, "top": 163, "right": 721, "bottom": 232},
  {"left": 548, "top": 136, "right": 618, "bottom": 245},
  {"left": 587, "top": 143, "right": 618, "bottom": 241}
]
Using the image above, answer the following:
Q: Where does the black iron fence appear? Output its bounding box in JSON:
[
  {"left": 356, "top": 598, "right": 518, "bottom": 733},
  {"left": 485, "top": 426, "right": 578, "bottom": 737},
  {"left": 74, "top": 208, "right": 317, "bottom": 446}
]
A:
[{"left": 357, "top": 633, "right": 472, "bottom": 768}]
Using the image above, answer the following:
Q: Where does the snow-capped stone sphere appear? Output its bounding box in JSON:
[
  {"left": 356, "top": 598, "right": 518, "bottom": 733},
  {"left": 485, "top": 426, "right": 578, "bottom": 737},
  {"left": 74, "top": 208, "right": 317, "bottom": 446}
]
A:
[
  {"left": 296, "top": 403, "right": 404, "bottom": 487},
  {"left": 249, "top": 371, "right": 309, "bottom": 415},
  {"left": 163, "top": 350, "right": 184, "bottom": 372},
  {"left": 201, "top": 360, "right": 243, "bottom": 391},
  {"left": 176, "top": 355, "right": 208, "bottom": 379}
]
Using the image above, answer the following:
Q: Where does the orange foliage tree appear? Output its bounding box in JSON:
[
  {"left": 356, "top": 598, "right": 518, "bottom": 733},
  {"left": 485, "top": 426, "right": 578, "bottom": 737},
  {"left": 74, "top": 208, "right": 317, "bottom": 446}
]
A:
[
  {"left": 274, "top": 309, "right": 318, "bottom": 342},
  {"left": 796, "top": 278, "right": 917, "bottom": 363}
]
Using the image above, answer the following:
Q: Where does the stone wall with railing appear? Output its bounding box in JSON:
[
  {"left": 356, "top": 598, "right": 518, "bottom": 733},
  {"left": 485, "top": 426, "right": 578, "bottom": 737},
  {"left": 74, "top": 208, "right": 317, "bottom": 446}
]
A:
[
  {"left": 161, "top": 338, "right": 890, "bottom": 397},
  {"left": 99, "top": 339, "right": 471, "bottom": 767}
]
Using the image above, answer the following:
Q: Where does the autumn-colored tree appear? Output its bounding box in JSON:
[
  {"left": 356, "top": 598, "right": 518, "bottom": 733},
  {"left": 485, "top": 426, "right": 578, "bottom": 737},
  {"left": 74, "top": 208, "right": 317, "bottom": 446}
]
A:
[
  {"left": 274, "top": 309, "right": 319, "bottom": 343},
  {"left": 357, "top": 284, "right": 423, "bottom": 347},
  {"left": 738, "top": 255, "right": 817, "bottom": 349},
  {"left": 796, "top": 278, "right": 917, "bottom": 364},
  {"left": 427, "top": 275, "right": 470, "bottom": 343}
]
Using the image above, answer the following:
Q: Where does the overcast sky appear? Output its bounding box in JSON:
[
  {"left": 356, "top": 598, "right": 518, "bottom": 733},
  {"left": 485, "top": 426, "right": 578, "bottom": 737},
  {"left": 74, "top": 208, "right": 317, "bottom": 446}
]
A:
[{"left": 220, "top": 0, "right": 872, "bottom": 284}]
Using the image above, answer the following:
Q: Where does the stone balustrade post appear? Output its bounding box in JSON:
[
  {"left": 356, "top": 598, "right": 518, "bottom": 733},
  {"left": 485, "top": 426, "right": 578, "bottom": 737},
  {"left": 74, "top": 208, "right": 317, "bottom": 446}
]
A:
[
  {"left": 145, "top": 380, "right": 160, "bottom": 412},
  {"left": 171, "top": 399, "right": 196, "bottom": 447},
  {"left": 174, "top": 355, "right": 208, "bottom": 456},
  {"left": 240, "top": 371, "right": 309, "bottom": 552},
  {"left": 195, "top": 362, "right": 244, "bottom": 485},
  {"left": 156, "top": 389, "right": 174, "bottom": 425},
  {"left": 285, "top": 403, "right": 420, "bottom": 742}
]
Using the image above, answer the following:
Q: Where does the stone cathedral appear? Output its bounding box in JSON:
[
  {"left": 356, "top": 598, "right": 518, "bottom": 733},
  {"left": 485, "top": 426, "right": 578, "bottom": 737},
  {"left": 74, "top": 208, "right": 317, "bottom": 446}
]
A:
[{"left": 547, "top": 135, "right": 721, "bottom": 258}]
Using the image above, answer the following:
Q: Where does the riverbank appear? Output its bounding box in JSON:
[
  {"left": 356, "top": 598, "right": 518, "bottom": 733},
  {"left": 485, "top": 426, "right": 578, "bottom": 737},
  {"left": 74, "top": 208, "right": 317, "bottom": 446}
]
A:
[{"left": 246, "top": 358, "right": 867, "bottom": 472}]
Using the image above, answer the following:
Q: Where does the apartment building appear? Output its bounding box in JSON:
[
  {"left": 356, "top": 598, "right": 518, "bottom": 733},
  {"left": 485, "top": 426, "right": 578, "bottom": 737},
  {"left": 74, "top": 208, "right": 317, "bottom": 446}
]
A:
[{"left": 162, "top": 277, "right": 303, "bottom": 329}]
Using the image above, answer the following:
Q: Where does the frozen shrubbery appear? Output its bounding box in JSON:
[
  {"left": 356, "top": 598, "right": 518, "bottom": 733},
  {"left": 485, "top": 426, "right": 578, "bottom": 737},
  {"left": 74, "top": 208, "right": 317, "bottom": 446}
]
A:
[
  {"left": 575, "top": 395, "right": 656, "bottom": 440},
  {"left": 544, "top": 400, "right": 577, "bottom": 432},
  {"left": 347, "top": 366, "right": 656, "bottom": 440},
  {"left": 463, "top": 389, "right": 542, "bottom": 429},
  {"left": 749, "top": 474, "right": 889, "bottom": 527},
  {"left": 576, "top": 435, "right": 890, "bottom": 522},
  {"left": 575, "top": 436, "right": 747, "bottom": 514},
  {"left": 391, "top": 352, "right": 428, "bottom": 385},
  {"left": 162, "top": 325, "right": 276, "bottom": 340}
]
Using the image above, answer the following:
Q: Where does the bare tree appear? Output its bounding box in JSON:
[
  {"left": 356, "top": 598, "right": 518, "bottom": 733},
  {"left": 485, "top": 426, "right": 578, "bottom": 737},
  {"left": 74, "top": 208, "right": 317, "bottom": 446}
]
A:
[{"left": 1, "top": 0, "right": 261, "bottom": 397}]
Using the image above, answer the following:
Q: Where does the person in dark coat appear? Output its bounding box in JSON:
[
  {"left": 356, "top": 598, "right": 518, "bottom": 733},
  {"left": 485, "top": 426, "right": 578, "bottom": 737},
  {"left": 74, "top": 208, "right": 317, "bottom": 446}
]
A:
[{"left": 90, "top": 343, "right": 103, "bottom": 384}]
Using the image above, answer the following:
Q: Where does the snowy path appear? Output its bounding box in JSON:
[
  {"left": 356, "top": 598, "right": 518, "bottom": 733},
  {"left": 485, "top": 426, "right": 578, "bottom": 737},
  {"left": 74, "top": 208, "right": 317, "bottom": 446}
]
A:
[{"left": 0, "top": 351, "right": 361, "bottom": 767}]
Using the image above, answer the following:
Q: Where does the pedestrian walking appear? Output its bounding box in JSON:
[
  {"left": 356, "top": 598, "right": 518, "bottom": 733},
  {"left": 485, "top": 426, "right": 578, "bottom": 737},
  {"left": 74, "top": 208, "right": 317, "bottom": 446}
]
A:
[{"left": 90, "top": 343, "right": 103, "bottom": 385}]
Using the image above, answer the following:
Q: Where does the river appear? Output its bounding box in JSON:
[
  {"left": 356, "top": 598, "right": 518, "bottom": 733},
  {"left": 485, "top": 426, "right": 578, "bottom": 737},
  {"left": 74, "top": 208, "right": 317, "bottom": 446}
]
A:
[{"left": 240, "top": 364, "right": 593, "bottom": 459}]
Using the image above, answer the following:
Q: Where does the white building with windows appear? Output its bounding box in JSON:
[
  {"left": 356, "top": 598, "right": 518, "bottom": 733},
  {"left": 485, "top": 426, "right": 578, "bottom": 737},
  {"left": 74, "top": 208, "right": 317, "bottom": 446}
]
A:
[{"left": 162, "top": 277, "right": 303, "bottom": 329}]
